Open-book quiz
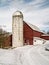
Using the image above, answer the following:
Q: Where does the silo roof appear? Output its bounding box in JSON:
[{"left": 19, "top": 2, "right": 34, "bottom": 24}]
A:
[{"left": 13, "top": 11, "right": 23, "bottom": 16}]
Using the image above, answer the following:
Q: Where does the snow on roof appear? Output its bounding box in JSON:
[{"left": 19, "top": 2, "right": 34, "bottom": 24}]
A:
[{"left": 25, "top": 22, "right": 42, "bottom": 32}]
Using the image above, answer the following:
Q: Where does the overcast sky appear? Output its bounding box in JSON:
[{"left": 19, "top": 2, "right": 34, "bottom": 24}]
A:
[{"left": 0, "top": 0, "right": 49, "bottom": 32}]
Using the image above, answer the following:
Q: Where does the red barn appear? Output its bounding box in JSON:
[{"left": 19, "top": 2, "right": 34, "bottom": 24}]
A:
[
  {"left": 23, "top": 21, "right": 42, "bottom": 45},
  {"left": 2, "top": 21, "right": 49, "bottom": 48},
  {"left": 1, "top": 11, "right": 49, "bottom": 47}
]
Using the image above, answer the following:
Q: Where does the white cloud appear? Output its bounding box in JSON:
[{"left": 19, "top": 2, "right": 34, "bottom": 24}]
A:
[
  {"left": 0, "top": 0, "right": 49, "bottom": 32},
  {"left": 24, "top": 7, "right": 49, "bottom": 25}
]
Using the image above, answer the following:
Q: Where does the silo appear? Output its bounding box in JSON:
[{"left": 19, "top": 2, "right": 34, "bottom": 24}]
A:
[{"left": 12, "top": 11, "right": 23, "bottom": 47}]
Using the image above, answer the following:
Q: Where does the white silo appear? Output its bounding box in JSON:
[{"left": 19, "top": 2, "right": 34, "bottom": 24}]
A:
[{"left": 12, "top": 11, "right": 23, "bottom": 47}]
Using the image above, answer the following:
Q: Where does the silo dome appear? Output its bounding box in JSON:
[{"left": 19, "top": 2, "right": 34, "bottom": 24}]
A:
[{"left": 13, "top": 11, "right": 23, "bottom": 17}]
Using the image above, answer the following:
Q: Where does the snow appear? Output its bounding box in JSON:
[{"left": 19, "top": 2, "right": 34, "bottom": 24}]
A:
[
  {"left": 33, "top": 37, "right": 45, "bottom": 45},
  {"left": 0, "top": 44, "right": 49, "bottom": 65},
  {"left": 26, "top": 22, "right": 41, "bottom": 32}
]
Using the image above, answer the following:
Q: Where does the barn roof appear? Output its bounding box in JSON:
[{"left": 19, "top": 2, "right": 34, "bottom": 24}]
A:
[{"left": 25, "top": 22, "right": 42, "bottom": 32}]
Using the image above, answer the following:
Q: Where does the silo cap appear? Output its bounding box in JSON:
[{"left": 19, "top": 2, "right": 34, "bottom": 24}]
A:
[{"left": 13, "top": 11, "right": 23, "bottom": 16}]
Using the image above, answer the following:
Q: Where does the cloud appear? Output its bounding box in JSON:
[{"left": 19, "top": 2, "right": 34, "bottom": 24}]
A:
[
  {"left": 39, "top": 0, "right": 49, "bottom": 8},
  {"left": 30, "top": 0, "right": 49, "bottom": 9},
  {"left": 43, "top": 22, "right": 49, "bottom": 25},
  {"left": 0, "top": 0, "right": 49, "bottom": 32}
]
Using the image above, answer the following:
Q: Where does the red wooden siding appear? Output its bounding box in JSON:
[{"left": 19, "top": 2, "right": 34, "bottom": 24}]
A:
[
  {"left": 33, "top": 30, "right": 41, "bottom": 37},
  {"left": 23, "top": 22, "right": 33, "bottom": 38},
  {"left": 23, "top": 22, "right": 33, "bottom": 45}
]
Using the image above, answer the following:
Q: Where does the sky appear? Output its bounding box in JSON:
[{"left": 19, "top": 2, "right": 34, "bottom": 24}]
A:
[{"left": 0, "top": 0, "right": 49, "bottom": 32}]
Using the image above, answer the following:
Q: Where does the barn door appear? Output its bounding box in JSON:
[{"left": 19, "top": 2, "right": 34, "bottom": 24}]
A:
[{"left": 24, "top": 39, "right": 29, "bottom": 45}]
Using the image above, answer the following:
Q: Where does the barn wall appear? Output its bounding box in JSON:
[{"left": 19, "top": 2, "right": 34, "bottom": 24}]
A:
[
  {"left": 33, "top": 30, "right": 41, "bottom": 37},
  {"left": 23, "top": 22, "right": 33, "bottom": 45},
  {"left": 23, "top": 22, "right": 33, "bottom": 38}
]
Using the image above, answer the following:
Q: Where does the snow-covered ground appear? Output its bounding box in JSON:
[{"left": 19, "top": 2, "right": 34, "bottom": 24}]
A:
[{"left": 0, "top": 44, "right": 49, "bottom": 65}]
